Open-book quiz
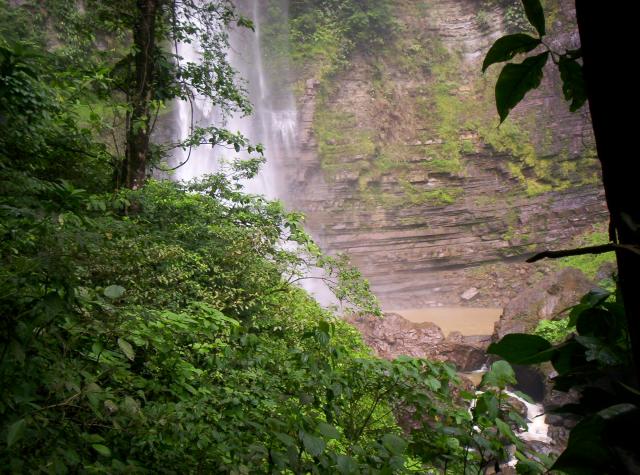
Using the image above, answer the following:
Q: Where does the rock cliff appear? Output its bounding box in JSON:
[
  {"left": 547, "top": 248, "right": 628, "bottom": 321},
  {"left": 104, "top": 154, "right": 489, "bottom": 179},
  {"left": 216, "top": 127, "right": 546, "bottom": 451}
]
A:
[{"left": 278, "top": 0, "right": 608, "bottom": 308}]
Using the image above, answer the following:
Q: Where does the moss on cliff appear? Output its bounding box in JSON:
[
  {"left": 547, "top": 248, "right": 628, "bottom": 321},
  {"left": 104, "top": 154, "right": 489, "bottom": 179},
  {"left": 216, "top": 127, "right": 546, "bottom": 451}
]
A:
[{"left": 293, "top": 0, "right": 600, "bottom": 215}]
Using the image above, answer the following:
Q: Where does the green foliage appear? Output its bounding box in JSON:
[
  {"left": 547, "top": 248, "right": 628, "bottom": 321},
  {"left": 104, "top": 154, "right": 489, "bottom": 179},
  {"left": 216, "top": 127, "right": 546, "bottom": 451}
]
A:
[
  {"left": 0, "top": 2, "right": 576, "bottom": 472},
  {"left": 488, "top": 288, "right": 640, "bottom": 473},
  {"left": 495, "top": 51, "right": 548, "bottom": 123},
  {"left": 555, "top": 228, "right": 617, "bottom": 284},
  {"left": 487, "top": 334, "right": 553, "bottom": 365},
  {"left": 483, "top": 0, "right": 587, "bottom": 123},
  {"left": 289, "top": 0, "right": 396, "bottom": 70},
  {"left": 533, "top": 318, "right": 572, "bottom": 344},
  {"left": 521, "top": 0, "right": 545, "bottom": 36},
  {"left": 558, "top": 52, "right": 587, "bottom": 112},
  {"left": 482, "top": 34, "right": 541, "bottom": 73}
]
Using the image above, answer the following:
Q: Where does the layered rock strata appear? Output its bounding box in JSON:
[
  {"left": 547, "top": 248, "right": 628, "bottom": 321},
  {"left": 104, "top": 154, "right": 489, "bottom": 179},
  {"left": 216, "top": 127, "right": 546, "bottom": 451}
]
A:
[{"left": 280, "top": 0, "right": 607, "bottom": 308}]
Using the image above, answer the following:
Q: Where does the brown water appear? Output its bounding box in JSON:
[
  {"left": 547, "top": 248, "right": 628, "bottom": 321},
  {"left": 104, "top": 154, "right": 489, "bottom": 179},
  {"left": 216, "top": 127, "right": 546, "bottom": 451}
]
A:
[{"left": 391, "top": 307, "right": 502, "bottom": 337}]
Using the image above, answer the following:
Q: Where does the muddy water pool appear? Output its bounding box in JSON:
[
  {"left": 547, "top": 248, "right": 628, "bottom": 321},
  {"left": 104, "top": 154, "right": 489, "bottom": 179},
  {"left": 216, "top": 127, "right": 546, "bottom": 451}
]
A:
[{"left": 391, "top": 307, "right": 502, "bottom": 337}]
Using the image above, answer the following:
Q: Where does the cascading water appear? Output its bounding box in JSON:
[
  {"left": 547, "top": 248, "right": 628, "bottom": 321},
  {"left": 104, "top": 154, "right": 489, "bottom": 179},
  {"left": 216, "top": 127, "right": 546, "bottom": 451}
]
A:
[
  {"left": 171, "top": 0, "right": 297, "bottom": 202},
  {"left": 169, "top": 1, "right": 334, "bottom": 304},
  {"left": 505, "top": 391, "right": 551, "bottom": 444}
]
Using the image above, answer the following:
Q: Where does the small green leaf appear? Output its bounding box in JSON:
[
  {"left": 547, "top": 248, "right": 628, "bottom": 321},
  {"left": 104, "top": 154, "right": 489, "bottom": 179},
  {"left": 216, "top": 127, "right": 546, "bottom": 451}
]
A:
[
  {"left": 6, "top": 419, "right": 26, "bottom": 447},
  {"left": 482, "top": 34, "right": 541, "bottom": 72},
  {"left": 316, "top": 422, "right": 340, "bottom": 440},
  {"left": 301, "top": 432, "right": 325, "bottom": 456},
  {"left": 481, "top": 360, "right": 517, "bottom": 389},
  {"left": 381, "top": 433, "right": 407, "bottom": 455},
  {"left": 496, "top": 52, "right": 549, "bottom": 122},
  {"left": 91, "top": 444, "right": 111, "bottom": 457},
  {"left": 558, "top": 56, "right": 587, "bottom": 112},
  {"left": 487, "top": 333, "right": 553, "bottom": 364},
  {"left": 103, "top": 285, "right": 125, "bottom": 299},
  {"left": 117, "top": 338, "right": 135, "bottom": 361},
  {"left": 521, "top": 0, "right": 545, "bottom": 36}
]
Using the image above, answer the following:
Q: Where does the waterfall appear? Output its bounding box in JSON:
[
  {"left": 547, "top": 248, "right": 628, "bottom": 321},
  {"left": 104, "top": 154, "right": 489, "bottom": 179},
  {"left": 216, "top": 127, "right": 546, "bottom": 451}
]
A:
[
  {"left": 168, "top": 1, "right": 335, "bottom": 305},
  {"left": 504, "top": 391, "right": 551, "bottom": 444},
  {"left": 171, "top": 0, "right": 297, "bottom": 203}
]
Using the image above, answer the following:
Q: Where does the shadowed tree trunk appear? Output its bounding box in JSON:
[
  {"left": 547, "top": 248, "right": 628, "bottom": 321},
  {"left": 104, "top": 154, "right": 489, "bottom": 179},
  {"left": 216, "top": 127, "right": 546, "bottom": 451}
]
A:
[
  {"left": 121, "top": 0, "right": 158, "bottom": 189},
  {"left": 576, "top": 1, "right": 640, "bottom": 386}
]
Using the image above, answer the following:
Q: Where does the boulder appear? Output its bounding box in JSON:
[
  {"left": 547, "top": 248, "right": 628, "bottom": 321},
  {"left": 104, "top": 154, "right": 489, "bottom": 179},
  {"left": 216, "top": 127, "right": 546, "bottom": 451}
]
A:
[
  {"left": 348, "top": 313, "right": 444, "bottom": 359},
  {"left": 348, "top": 313, "right": 488, "bottom": 371},
  {"left": 493, "top": 268, "right": 598, "bottom": 340},
  {"left": 460, "top": 287, "right": 479, "bottom": 301},
  {"left": 430, "top": 341, "right": 488, "bottom": 371}
]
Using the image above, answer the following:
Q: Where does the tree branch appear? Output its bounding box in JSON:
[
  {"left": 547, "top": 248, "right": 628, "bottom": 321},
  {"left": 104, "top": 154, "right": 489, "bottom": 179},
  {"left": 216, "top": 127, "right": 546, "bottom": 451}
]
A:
[{"left": 525, "top": 243, "right": 640, "bottom": 263}]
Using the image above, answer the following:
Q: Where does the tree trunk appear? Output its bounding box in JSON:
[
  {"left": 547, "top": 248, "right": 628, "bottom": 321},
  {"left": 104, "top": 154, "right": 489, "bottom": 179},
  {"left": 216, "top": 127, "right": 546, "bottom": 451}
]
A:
[
  {"left": 121, "top": 0, "right": 158, "bottom": 189},
  {"left": 576, "top": 1, "right": 640, "bottom": 386}
]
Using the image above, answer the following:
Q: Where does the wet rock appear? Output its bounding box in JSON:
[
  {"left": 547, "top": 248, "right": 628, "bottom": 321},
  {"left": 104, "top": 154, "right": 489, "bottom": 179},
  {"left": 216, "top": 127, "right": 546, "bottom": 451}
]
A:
[
  {"left": 493, "top": 268, "right": 598, "bottom": 340},
  {"left": 431, "top": 341, "right": 487, "bottom": 371},
  {"left": 595, "top": 261, "right": 617, "bottom": 281},
  {"left": 348, "top": 313, "right": 444, "bottom": 359},
  {"left": 349, "top": 313, "right": 488, "bottom": 371}
]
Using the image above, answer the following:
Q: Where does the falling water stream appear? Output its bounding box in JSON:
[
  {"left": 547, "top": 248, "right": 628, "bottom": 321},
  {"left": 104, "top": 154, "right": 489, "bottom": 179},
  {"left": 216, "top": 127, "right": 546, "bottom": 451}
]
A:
[
  {"left": 170, "top": 0, "right": 336, "bottom": 303},
  {"left": 172, "top": 0, "right": 296, "bottom": 200}
]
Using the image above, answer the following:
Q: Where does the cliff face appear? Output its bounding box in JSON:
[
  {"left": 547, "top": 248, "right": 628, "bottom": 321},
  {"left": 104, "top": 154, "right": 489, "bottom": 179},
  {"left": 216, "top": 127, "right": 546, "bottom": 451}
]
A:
[{"left": 279, "top": 0, "right": 607, "bottom": 308}]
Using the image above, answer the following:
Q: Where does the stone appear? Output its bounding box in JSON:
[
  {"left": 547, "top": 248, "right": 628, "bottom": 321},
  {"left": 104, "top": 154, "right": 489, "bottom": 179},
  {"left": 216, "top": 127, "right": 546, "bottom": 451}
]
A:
[
  {"left": 348, "top": 313, "right": 444, "bottom": 359},
  {"left": 493, "top": 268, "right": 598, "bottom": 340},
  {"left": 349, "top": 313, "right": 488, "bottom": 372},
  {"left": 460, "top": 287, "right": 479, "bottom": 300}
]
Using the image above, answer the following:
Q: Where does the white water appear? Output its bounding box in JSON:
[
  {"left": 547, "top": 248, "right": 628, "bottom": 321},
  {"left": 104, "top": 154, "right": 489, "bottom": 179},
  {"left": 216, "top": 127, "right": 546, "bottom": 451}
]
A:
[
  {"left": 171, "top": 0, "right": 297, "bottom": 201},
  {"left": 505, "top": 390, "right": 551, "bottom": 444}
]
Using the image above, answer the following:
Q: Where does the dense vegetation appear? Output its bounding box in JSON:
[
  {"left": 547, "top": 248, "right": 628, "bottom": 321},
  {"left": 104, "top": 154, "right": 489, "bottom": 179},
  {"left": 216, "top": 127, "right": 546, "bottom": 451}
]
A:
[
  {"left": 2, "top": 0, "right": 636, "bottom": 473},
  {"left": 0, "top": 1, "right": 554, "bottom": 473},
  {"left": 485, "top": 1, "right": 639, "bottom": 473}
]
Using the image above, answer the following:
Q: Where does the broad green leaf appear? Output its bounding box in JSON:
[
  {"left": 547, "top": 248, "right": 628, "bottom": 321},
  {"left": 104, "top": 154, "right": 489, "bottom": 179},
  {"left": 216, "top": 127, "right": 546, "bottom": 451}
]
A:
[
  {"left": 6, "top": 419, "right": 26, "bottom": 447},
  {"left": 301, "top": 432, "right": 325, "bottom": 456},
  {"left": 495, "top": 418, "right": 519, "bottom": 444},
  {"left": 474, "top": 392, "right": 499, "bottom": 420},
  {"left": 316, "top": 422, "right": 340, "bottom": 440},
  {"left": 103, "top": 285, "right": 125, "bottom": 299},
  {"left": 117, "top": 338, "right": 135, "bottom": 361},
  {"left": 92, "top": 444, "right": 111, "bottom": 457},
  {"left": 521, "top": 0, "right": 545, "bottom": 36},
  {"left": 381, "top": 433, "right": 407, "bottom": 455},
  {"left": 495, "top": 52, "right": 549, "bottom": 123},
  {"left": 575, "top": 335, "right": 622, "bottom": 365},
  {"left": 487, "top": 333, "right": 553, "bottom": 364},
  {"left": 551, "top": 416, "right": 608, "bottom": 474},
  {"left": 336, "top": 455, "right": 359, "bottom": 474},
  {"left": 559, "top": 56, "right": 587, "bottom": 112},
  {"left": 575, "top": 308, "right": 611, "bottom": 337},
  {"left": 482, "top": 34, "right": 541, "bottom": 72},
  {"left": 597, "top": 403, "right": 637, "bottom": 420},
  {"left": 508, "top": 410, "right": 529, "bottom": 430},
  {"left": 516, "top": 458, "right": 545, "bottom": 474},
  {"left": 481, "top": 360, "right": 517, "bottom": 389},
  {"left": 274, "top": 432, "right": 296, "bottom": 447},
  {"left": 511, "top": 390, "right": 534, "bottom": 404}
]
